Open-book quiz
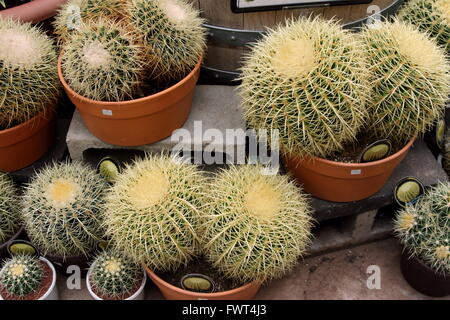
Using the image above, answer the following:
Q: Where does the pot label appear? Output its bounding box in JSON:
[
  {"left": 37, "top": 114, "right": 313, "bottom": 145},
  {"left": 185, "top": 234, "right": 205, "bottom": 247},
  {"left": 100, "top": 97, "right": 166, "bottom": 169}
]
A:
[
  {"left": 7, "top": 240, "right": 40, "bottom": 258},
  {"left": 359, "top": 139, "right": 392, "bottom": 163},
  {"left": 102, "top": 109, "right": 113, "bottom": 116},
  {"left": 97, "top": 157, "right": 121, "bottom": 184},
  {"left": 394, "top": 177, "right": 425, "bottom": 208},
  {"left": 181, "top": 274, "right": 215, "bottom": 293},
  {"left": 351, "top": 169, "right": 362, "bottom": 175}
]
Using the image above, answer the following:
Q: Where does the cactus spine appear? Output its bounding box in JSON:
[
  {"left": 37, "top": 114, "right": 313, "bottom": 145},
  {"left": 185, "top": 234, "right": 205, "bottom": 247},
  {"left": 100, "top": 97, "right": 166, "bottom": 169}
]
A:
[
  {"left": 0, "top": 18, "right": 59, "bottom": 129},
  {"left": 361, "top": 20, "right": 450, "bottom": 144},
  {"left": 127, "top": 0, "right": 206, "bottom": 82},
  {"left": 394, "top": 182, "right": 450, "bottom": 274},
  {"left": 0, "top": 255, "right": 44, "bottom": 297},
  {"left": 202, "top": 165, "right": 313, "bottom": 283},
  {"left": 239, "top": 17, "right": 369, "bottom": 158},
  {"left": 0, "top": 173, "right": 21, "bottom": 245},
  {"left": 22, "top": 162, "right": 106, "bottom": 257},
  {"left": 102, "top": 154, "right": 206, "bottom": 272}
]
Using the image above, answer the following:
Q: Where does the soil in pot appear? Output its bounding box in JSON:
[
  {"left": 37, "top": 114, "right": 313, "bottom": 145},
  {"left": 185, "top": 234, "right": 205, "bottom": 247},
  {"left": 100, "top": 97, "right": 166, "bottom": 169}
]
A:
[
  {"left": 0, "top": 0, "right": 32, "bottom": 10},
  {"left": 89, "top": 276, "right": 143, "bottom": 300},
  {"left": 156, "top": 258, "right": 242, "bottom": 294},
  {"left": 0, "top": 260, "right": 51, "bottom": 300}
]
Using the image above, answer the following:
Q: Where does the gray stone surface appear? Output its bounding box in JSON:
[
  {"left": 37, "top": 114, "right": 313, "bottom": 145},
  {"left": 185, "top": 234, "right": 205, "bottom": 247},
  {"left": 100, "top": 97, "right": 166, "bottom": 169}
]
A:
[{"left": 66, "top": 85, "right": 246, "bottom": 162}]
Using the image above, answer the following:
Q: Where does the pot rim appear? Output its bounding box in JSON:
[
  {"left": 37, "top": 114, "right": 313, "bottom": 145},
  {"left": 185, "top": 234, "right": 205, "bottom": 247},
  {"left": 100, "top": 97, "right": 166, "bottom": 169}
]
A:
[
  {"left": 87, "top": 263, "right": 147, "bottom": 300},
  {"left": 288, "top": 136, "right": 416, "bottom": 168},
  {"left": 145, "top": 267, "right": 260, "bottom": 299},
  {"left": 57, "top": 55, "right": 202, "bottom": 107},
  {"left": 0, "top": 0, "right": 66, "bottom": 23}
]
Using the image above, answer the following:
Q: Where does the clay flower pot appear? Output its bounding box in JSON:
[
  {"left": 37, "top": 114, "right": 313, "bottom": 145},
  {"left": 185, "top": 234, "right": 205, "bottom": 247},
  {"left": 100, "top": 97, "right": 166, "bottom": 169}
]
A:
[
  {"left": 58, "top": 56, "right": 201, "bottom": 147},
  {"left": 401, "top": 250, "right": 450, "bottom": 297},
  {"left": 146, "top": 268, "right": 261, "bottom": 300},
  {"left": 0, "top": 0, "right": 66, "bottom": 23},
  {"left": 0, "top": 110, "right": 56, "bottom": 172},
  {"left": 284, "top": 138, "right": 415, "bottom": 202}
]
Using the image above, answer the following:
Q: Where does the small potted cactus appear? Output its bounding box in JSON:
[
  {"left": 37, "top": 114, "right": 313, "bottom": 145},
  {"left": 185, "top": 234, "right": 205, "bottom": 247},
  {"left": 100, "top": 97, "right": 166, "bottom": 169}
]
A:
[
  {"left": 0, "top": 18, "right": 60, "bottom": 172},
  {"left": 394, "top": 182, "right": 450, "bottom": 297},
  {"left": 0, "top": 0, "right": 66, "bottom": 23},
  {"left": 398, "top": 0, "right": 450, "bottom": 55},
  {"left": 21, "top": 162, "right": 106, "bottom": 274},
  {"left": 86, "top": 249, "right": 146, "bottom": 300},
  {"left": 57, "top": 0, "right": 206, "bottom": 147},
  {"left": 240, "top": 17, "right": 450, "bottom": 202},
  {"left": 0, "top": 254, "right": 58, "bottom": 300},
  {"left": 0, "top": 173, "right": 23, "bottom": 262}
]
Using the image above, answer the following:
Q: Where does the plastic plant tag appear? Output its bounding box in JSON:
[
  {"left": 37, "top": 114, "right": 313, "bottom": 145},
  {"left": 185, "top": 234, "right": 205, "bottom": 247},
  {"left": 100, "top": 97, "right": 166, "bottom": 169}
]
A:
[
  {"left": 7, "top": 240, "right": 40, "bottom": 258},
  {"left": 394, "top": 177, "right": 425, "bottom": 208},
  {"left": 102, "top": 109, "right": 113, "bottom": 116},
  {"left": 359, "top": 139, "right": 392, "bottom": 163},
  {"left": 181, "top": 274, "right": 215, "bottom": 293},
  {"left": 351, "top": 169, "right": 362, "bottom": 175}
]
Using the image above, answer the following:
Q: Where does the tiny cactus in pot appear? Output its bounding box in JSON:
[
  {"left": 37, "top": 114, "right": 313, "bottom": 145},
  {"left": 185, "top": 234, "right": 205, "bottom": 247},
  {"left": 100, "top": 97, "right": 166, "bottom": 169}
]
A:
[
  {"left": 102, "top": 154, "right": 206, "bottom": 272},
  {"left": 0, "top": 18, "right": 59, "bottom": 129},
  {"left": 0, "top": 173, "right": 21, "bottom": 245},
  {"left": 22, "top": 161, "right": 107, "bottom": 258},
  {"left": 202, "top": 165, "right": 313, "bottom": 284},
  {"left": 127, "top": 0, "right": 206, "bottom": 82}
]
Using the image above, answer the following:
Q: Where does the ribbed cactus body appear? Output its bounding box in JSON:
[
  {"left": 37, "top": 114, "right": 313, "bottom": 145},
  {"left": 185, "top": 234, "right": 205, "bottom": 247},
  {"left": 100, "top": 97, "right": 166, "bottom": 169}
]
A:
[
  {"left": 239, "top": 17, "right": 369, "bottom": 158},
  {"left": 0, "top": 19, "right": 59, "bottom": 129},
  {"left": 394, "top": 182, "right": 450, "bottom": 274},
  {"left": 0, "top": 173, "right": 20, "bottom": 245},
  {"left": 127, "top": 0, "right": 206, "bottom": 82},
  {"left": 103, "top": 154, "right": 205, "bottom": 272},
  {"left": 0, "top": 255, "right": 44, "bottom": 297},
  {"left": 22, "top": 162, "right": 106, "bottom": 257},
  {"left": 361, "top": 21, "right": 450, "bottom": 144},
  {"left": 202, "top": 165, "right": 313, "bottom": 283}
]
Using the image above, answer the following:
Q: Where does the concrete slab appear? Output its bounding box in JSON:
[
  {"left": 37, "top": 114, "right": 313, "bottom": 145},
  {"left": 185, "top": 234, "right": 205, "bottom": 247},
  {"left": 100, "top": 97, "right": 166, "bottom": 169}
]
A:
[{"left": 66, "top": 85, "right": 246, "bottom": 162}]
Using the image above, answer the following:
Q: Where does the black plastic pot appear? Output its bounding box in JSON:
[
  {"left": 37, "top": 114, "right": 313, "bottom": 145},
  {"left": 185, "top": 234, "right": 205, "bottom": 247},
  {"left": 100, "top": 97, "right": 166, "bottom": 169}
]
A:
[
  {"left": 0, "top": 227, "right": 26, "bottom": 264},
  {"left": 401, "top": 250, "right": 450, "bottom": 297},
  {"left": 43, "top": 251, "right": 93, "bottom": 277}
]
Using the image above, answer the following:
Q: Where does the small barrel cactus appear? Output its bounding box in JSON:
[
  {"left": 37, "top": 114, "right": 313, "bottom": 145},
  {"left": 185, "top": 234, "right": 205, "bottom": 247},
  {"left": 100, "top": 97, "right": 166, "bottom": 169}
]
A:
[
  {"left": 0, "top": 18, "right": 59, "bottom": 129},
  {"left": 239, "top": 17, "right": 369, "bottom": 158},
  {"left": 0, "top": 255, "right": 44, "bottom": 297},
  {"left": 0, "top": 173, "right": 21, "bottom": 245},
  {"left": 202, "top": 165, "right": 313, "bottom": 283},
  {"left": 54, "top": 0, "right": 126, "bottom": 44},
  {"left": 127, "top": 0, "right": 206, "bottom": 82},
  {"left": 103, "top": 154, "right": 205, "bottom": 272},
  {"left": 398, "top": 0, "right": 450, "bottom": 54},
  {"left": 62, "top": 18, "right": 145, "bottom": 102},
  {"left": 22, "top": 162, "right": 106, "bottom": 258},
  {"left": 89, "top": 250, "right": 142, "bottom": 299},
  {"left": 394, "top": 182, "right": 450, "bottom": 274},
  {"left": 361, "top": 20, "right": 450, "bottom": 144}
]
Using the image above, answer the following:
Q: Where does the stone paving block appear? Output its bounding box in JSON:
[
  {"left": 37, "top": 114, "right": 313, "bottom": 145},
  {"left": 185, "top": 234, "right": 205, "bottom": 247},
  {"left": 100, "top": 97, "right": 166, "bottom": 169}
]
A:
[{"left": 66, "top": 85, "right": 246, "bottom": 163}]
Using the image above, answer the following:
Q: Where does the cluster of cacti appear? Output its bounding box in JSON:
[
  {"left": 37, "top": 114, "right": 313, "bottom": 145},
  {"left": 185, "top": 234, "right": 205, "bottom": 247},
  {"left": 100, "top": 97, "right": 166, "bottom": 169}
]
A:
[
  {"left": 0, "top": 18, "right": 59, "bottom": 129},
  {"left": 61, "top": 19, "right": 145, "bottom": 102},
  {"left": 54, "top": 0, "right": 126, "bottom": 44},
  {"left": 102, "top": 154, "right": 206, "bottom": 272},
  {"left": 201, "top": 165, "right": 313, "bottom": 283},
  {"left": 398, "top": 0, "right": 450, "bottom": 54},
  {"left": 22, "top": 162, "right": 106, "bottom": 257},
  {"left": 394, "top": 182, "right": 450, "bottom": 274},
  {"left": 0, "top": 255, "right": 44, "bottom": 297},
  {"left": 127, "top": 0, "right": 206, "bottom": 82},
  {"left": 89, "top": 250, "right": 142, "bottom": 298},
  {"left": 239, "top": 17, "right": 369, "bottom": 158},
  {"left": 361, "top": 20, "right": 450, "bottom": 145},
  {"left": 0, "top": 173, "right": 21, "bottom": 245}
]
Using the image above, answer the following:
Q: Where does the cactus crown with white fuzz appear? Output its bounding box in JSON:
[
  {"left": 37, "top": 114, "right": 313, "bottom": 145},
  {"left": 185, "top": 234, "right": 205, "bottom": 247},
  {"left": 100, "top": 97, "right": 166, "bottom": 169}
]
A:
[
  {"left": 394, "top": 182, "right": 450, "bottom": 274},
  {"left": 202, "top": 165, "right": 313, "bottom": 283},
  {"left": 22, "top": 162, "right": 107, "bottom": 257},
  {"left": 361, "top": 20, "right": 450, "bottom": 144},
  {"left": 0, "top": 19, "right": 59, "bottom": 129},
  {"left": 102, "top": 154, "right": 206, "bottom": 272},
  {"left": 127, "top": 0, "right": 206, "bottom": 82},
  {"left": 0, "top": 255, "right": 44, "bottom": 297},
  {"left": 0, "top": 173, "right": 21, "bottom": 245},
  {"left": 239, "top": 17, "right": 369, "bottom": 158},
  {"left": 62, "top": 19, "right": 145, "bottom": 102}
]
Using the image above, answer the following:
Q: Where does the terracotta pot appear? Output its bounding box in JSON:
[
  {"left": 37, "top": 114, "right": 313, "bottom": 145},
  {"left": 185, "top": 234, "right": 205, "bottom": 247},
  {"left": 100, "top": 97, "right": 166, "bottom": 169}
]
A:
[
  {"left": 58, "top": 56, "right": 201, "bottom": 147},
  {"left": 284, "top": 138, "right": 415, "bottom": 202},
  {"left": 0, "top": 110, "right": 56, "bottom": 172},
  {"left": 146, "top": 268, "right": 261, "bottom": 300},
  {"left": 401, "top": 250, "right": 450, "bottom": 297},
  {"left": 0, "top": 0, "right": 66, "bottom": 23},
  {"left": 0, "top": 227, "right": 26, "bottom": 264}
]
